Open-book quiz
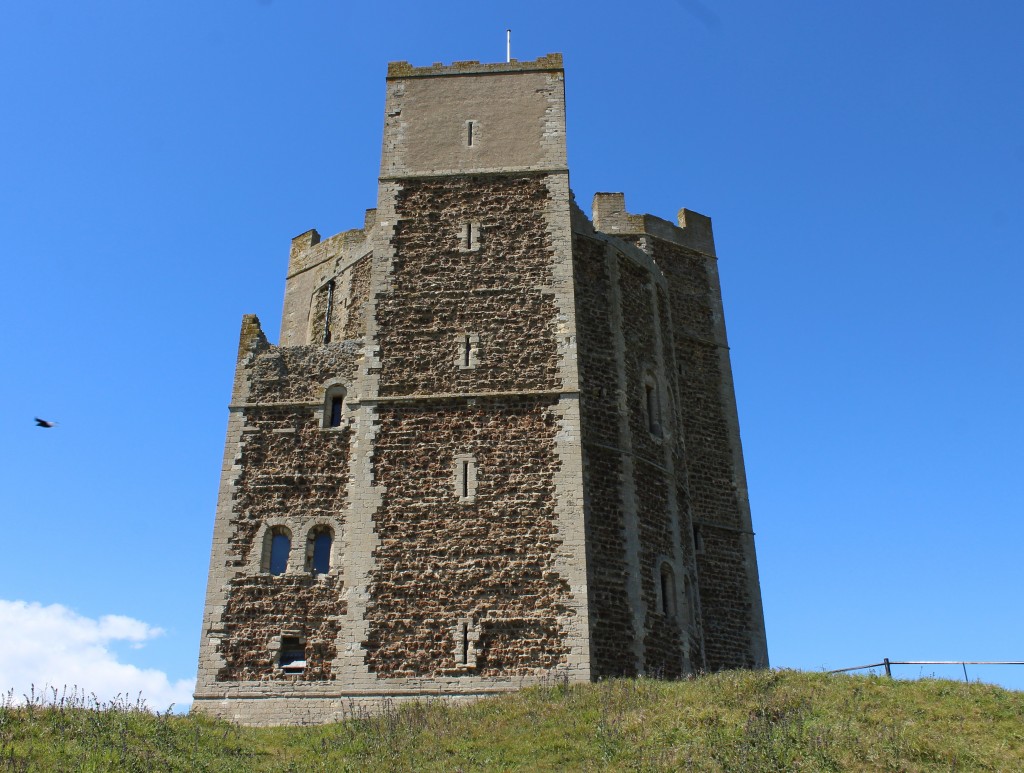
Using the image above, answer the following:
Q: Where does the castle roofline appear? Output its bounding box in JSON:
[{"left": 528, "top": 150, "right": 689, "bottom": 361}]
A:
[
  {"left": 386, "top": 53, "right": 563, "bottom": 79},
  {"left": 592, "top": 192, "right": 717, "bottom": 258}
]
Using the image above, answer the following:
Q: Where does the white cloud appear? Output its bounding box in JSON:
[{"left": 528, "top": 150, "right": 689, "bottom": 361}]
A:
[{"left": 0, "top": 600, "right": 194, "bottom": 712}]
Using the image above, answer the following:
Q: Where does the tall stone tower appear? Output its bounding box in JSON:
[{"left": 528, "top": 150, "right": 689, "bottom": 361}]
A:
[{"left": 193, "top": 54, "right": 767, "bottom": 725}]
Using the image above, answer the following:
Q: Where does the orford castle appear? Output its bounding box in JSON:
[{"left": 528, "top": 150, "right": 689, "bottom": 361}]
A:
[{"left": 194, "top": 54, "right": 768, "bottom": 725}]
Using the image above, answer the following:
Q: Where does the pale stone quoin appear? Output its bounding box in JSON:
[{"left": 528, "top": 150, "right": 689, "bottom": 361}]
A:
[{"left": 193, "top": 54, "right": 768, "bottom": 726}]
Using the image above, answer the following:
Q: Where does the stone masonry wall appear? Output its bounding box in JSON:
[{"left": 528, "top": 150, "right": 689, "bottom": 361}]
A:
[
  {"left": 376, "top": 174, "right": 560, "bottom": 396},
  {"left": 572, "top": 234, "right": 637, "bottom": 676},
  {"left": 342, "top": 255, "right": 371, "bottom": 340},
  {"left": 364, "top": 167, "right": 572, "bottom": 679},
  {"left": 217, "top": 575, "right": 343, "bottom": 682},
  {"left": 646, "top": 236, "right": 759, "bottom": 670},
  {"left": 212, "top": 344, "right": 360, "bottom": 682},
  {"left": 617, "top": 256, "right": 685, "bottom": 677},
  {"left": 364, "top": 398, "right": 571, "bottom": 677},
  {"left": 308, "top": 255, "right": 373, "bottom": 346}
]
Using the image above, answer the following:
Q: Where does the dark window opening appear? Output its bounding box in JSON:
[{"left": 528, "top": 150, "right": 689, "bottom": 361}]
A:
[
  {"left": 646, "top": 382, "right": 660, "bottom": 435},
  {"left": 279, "top": 636, "right": 305, "bottom": 673},
  {"left": 693, "top": 525, "right": 704, "bottom": 554},
  {"left": 461, "top": 460, "right": 470, "bottom": 498},
  {"left": 464, "top": 222, "right": 473, "bottom": 250},
  {"left": 660, "top": 564, "right": 675, "bottom": 617},
  {"left": 463, "top": 335, "right": 472, "bottom": 367},
  {"left": 269, "top": 529, "right": 290, "bottom": 576},
  {"left": 310, "top": 530, "right": 332, "bottom": 574},
  {"left": 322, "top": 279, "right": 335, "bottom": 344},
  {"left": 329, "top": 396, "right": 343, "bottom": 428},
  {"left": 460, "top": 622, "right": 469, "bottom": 665},
  {"left": 467, "top": 121, "right": 474, "bottom": 146}
]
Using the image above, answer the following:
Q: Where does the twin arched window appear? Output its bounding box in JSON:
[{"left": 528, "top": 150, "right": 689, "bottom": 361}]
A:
[{"left": 261, "top": 524, "right": 334, "bottom": 576}]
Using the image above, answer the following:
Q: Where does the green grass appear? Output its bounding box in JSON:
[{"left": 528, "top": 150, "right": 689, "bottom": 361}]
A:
[{"left": 2, "top": 671, "right": 1022, "bottom": 771}]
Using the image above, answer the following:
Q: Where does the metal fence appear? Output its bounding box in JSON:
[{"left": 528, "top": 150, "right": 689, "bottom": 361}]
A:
[{"left": 829, "top": 659, "right": 1024, "bottom": 682}]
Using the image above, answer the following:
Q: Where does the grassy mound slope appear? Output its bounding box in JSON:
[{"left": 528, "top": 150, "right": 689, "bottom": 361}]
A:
[{"left": 2, "top": 670, "right": 1022, "bottom": 771}]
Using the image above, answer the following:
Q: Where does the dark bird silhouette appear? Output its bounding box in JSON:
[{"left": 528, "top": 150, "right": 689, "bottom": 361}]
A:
[{"left": 34, "top": 418, "right": 56, "bottom": 428}]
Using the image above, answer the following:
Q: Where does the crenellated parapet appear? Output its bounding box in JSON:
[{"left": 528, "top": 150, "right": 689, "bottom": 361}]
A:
[{"left": 592, "top": 192, "right": 716, "bottom": 257}]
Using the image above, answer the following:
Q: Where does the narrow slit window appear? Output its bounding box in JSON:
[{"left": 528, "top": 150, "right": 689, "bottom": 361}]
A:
[
  {"left": 659, "top": 563, "right": 676, "bottom": 617},
  {"left": 456, "top": 333, "right": 479, "bottom": 369},
  {"left": 645, "top": 379, "right": 661, "bottom": 436},
  {"left": 693, "top": 525, "right": 704, "bottom": 554},
  {"left": 466, "top": 120, "right": 475, "bottom": 146},
  {"left": 459, "top": 221, "right": 481, "bottom": 252},
  {"left": 330, "top": 396, "right": 343, "bottom": 428},
  {"left": 460, "top": 622, "right": 469, "bottom": 665},
  {"left": 455, "top": 454, "right": 477, "bottom": 502},
  {"left": 322, "top": 279, "right": 335, "bottom": 345}
]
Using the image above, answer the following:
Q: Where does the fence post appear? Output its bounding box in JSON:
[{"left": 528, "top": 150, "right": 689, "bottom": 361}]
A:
[{"left": 883, "top": 658, "right": 891, "bottom": 677}]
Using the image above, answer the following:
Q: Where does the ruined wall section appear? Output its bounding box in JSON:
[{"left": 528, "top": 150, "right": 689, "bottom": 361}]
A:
[
  {"left": 280, "top": 209, "right": 376, "bottom": 347},
  {"left": 308, "top": 254, "right": 373, "bottom": 346}
]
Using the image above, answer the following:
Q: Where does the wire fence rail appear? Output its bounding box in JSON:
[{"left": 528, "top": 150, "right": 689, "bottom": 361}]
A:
[{"left": 829, "top": 659, "right": 1024, "bottom": 682}]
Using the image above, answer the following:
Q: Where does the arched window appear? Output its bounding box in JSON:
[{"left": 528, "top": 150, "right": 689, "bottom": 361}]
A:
[
  {"left": 659, "top": 562, "right": 676, "bottom": 618},
  {"left": 263, "top": 526, "right": 291, "bottom": 576},
  {"left": 322, "top": 385, "right": 347, "bottom": 429},
  {"left": 306, "top": 526, "right": 333, "bottom": 575}
]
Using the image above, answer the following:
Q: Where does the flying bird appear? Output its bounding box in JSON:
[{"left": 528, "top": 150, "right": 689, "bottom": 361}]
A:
[{"left": 34, "top": 418, "right": 57, "bottom": 428}]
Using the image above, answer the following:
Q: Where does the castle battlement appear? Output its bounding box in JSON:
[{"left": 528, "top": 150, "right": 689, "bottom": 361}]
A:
[
  {"left": 386, "top": 53, "right": 563, "bottom": 79},
  {"left": 592, "top": 192, "right": 717, "bottom": 257}
]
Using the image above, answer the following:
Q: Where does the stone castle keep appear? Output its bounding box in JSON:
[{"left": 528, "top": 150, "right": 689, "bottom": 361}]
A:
[{"left": 194, "top": 53, "right": 768, "bottom": 724}]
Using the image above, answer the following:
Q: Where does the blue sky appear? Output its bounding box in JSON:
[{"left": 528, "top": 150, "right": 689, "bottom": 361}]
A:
[{"left": 2, "top": 0, "right": 1022, "bottom": 707}]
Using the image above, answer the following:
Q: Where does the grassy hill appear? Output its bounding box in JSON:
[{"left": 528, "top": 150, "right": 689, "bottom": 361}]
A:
[{"left": 2, "top": 670, "right": 1022, "bottom": 771}]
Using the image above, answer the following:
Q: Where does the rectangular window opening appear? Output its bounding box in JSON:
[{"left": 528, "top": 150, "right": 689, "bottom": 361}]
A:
[
  {"left": 460, "top": 622, "right": 469, "bottom": 665},
  {"left": 464, "top": 222, "right": 472, "bottom": 250},
  {"left": 330, "top": 396, "right": 344, "bottom": 428},
  {"left": 463, "top": 335, "right": 472, "bottom": 368},
  {"left": 461, "top": 460, "right": 470, "bottom": 498},
  {"left": 279, "top": 636, "right": 306, "bottom": 673},
  {"left": 467, "top": 121, "right": 474, "bottom": 147}
]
